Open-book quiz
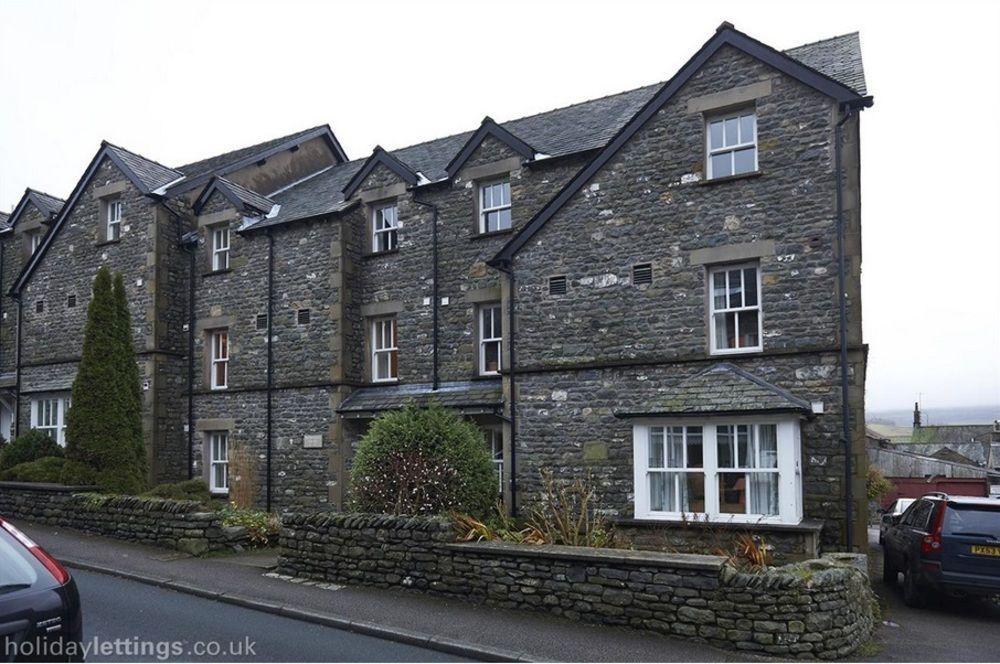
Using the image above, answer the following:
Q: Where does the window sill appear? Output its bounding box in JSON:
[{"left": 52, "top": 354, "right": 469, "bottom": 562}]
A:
[
  {"left": 613, "top": 516, "right": 823, "bottom": 533},
  {"left": 696, "top": 170, "right": 764, "bottom": 187},
  {"left": 95, "top": 238, "right": 121, "bottom": 248},
  {"left": 367, "top": 379, "right": 399, "bottom": 386},
  {"left": 203, "top": 268, "right": 232, "bottom": 278},
  {"left": 708, "top": 347, "right": 764, "bottom": 359},
  {"left": 471, "top": 228, "right": 513, "bottom": 241},
  {"left": 470, "top": 374, "right": 503, "bottom": 382},
  {"left": 363, "top": 249, "right": 399, "bottom": 259}
]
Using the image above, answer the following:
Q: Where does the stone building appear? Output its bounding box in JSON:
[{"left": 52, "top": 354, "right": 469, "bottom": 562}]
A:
[{"left": 0, "top": 24, "right": 873, "bottom": 553}]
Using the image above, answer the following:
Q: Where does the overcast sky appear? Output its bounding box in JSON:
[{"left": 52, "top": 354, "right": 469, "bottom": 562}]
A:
[{"left": 1, "top": 0, "right": 997, "bottom": 414}]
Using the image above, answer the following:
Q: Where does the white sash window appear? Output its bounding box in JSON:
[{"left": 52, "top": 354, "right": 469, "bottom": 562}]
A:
[
  {"left": 633, "top": 417, "right": 801, "bottom": 524},
  {"left": 30, "top": 394, "right": 71, "bottom": 446}
]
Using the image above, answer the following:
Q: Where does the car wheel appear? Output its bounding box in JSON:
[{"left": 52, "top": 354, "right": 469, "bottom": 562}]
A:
[
  {"left": 882, "top": 552, "right": 898, "bottom": 586},
  {"left": 903, "top": 568, "right": 926, "bottom": 608}
]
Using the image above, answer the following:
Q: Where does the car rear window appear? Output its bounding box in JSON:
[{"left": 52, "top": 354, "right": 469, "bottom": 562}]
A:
[
  {"left": 0, "top": 527, "right": 39, "bottom": 590},
  {"left": 944, "top": 505, "right": 1000, "bottom": 536}
]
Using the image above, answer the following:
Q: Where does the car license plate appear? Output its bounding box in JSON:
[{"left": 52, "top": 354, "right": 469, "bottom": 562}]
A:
[{"left": 971, "top": 545, "right": 1000, "bottom": 557}]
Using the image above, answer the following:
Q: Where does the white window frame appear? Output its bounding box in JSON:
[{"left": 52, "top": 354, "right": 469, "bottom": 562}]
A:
[
  {"left": 370, "top": 317, "right": 398, "bottom": 383},
  {"left": 706, "top": 110, "right": 757, "bottom": 180},
  {"left": 210, "top": 330, "right": 229, "bottom": 390},
  {"left": 212, "top": 225, "right": 230, "bottom": 271},
  {"left": 372, "top": 203, "right": 398, "bottom": 253},
  {"left": 708, "top": 262, "right": 763, "bottom": 355},
  {"left": 478, "top": 303, "right": 502, "bottom": 376},
  {"left": 484, "top": 426, "right": 503, "bottom": 494},
  {"left": 28, "top": 231, "right": 42, "bottom": 255},
  {"left": 478, "top": 180, "right": 511, "bottom": 234},
  {"left": 632, "top": 416, "right": 802, "bottom": 525},
  {"left": 30, "top": 394, "right": 71, "bottom": 446},
  {"left": 208, "top": 431, "right": 229, "bottom": 495},
  {"left": 106, "top": 198, "right": 123, "bottom": 241}
]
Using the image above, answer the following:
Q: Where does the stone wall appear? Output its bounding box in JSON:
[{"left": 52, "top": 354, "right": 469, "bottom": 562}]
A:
[
  {"left": 0, "top": 482, "right": 247, "bottom": 554},
  {"left": 278, "top": 513, "right": 876, "bottom": 659}
]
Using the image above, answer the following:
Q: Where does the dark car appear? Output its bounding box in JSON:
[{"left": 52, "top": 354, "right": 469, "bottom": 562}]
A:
[
  {"left": 0, "top": 517, "right": 83, "bottom": 662},
  {"left": 882, "top": 493, "right": 1000, "bottom": 607},
  {"left": 878, "top": 497, "right": 915, "bottom": 545}
]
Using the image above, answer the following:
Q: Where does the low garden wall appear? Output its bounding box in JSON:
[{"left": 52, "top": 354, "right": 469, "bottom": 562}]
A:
[
  {"left": 279, "top": 513, "right": 877, "bottom": 659},
  {"left": 0, "top": 482, "right": 247, "bottom": 554}
]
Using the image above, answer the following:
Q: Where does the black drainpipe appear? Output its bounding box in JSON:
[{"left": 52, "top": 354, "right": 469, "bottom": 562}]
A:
[
  {"left": 495, "top": 259, "right": 517, "bottom": 516},
  {"left": 0, "top": 240, "right": 5, "bottom": 373},
  {"left": 265, "top": 228, "right": 275, "bottom": 512},
  {"left": 412, "top": 198, "right": 439, "bottom": 390},
  {"left": 835, "top": 105, "right": 856, "bottom": 551},
  {"left": 185, "top": 241, "right": 196, "bottom": 479},
  {"left": 13, "top": 294, "right": 22, "bottom": 439}
]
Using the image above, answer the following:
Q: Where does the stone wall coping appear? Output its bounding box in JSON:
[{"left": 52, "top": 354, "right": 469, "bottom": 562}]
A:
[
  {"left": 442, "top": 541, "right": 727, "bottom": 571},
  {"left": 613, "top": 517, "right": 825, "bottom": 534},
  {"left": 0, "top": 481, "right": 100, "bottom": 493}
]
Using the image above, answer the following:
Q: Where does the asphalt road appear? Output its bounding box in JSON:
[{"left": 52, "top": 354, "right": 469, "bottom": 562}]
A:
[
  {"left": 860, "top": 527, "right": 1000, "bottom": 662},
  {"left": 73, "top": 569, "right": 464, "bottom": 662}
]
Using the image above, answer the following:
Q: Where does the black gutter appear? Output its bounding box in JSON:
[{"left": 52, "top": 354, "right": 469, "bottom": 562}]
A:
[
  {"left": 265, "top": 228, "right": 275, "bottom": 512},
  {"left": 494, "top": 259, "right": 518, "bottom": 516},
  {"left": 412, "top": 198, "right": 439, "bottom": 390}
]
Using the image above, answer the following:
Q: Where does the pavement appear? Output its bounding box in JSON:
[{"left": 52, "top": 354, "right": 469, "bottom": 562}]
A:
[
  {"left": 852, "top": 527, "right": 1000, "bottom": 662},
  {"left": 74, "top": 569, "right": 461, "bottom": 662},
  {"left": 15, "top": 521, "right": 751, "bottom": 663}
]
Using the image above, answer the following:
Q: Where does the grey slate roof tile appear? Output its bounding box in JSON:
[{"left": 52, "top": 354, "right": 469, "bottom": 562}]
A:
[
  {"left": 616, "top": 363, "right": 812, "bottom": 417},
  {"left": 0, "top": 211, "right": 9, "bottom": 231},
  {"left": 338, "top": 380, "right": 503, "bottom": 415},
  {"left": 26, "top": 189, "right": 65, "bottom": 219},
  {"left": 105, "top": 143, "right": 183, "bottom": 192},
  {"left": 247, "top": 32, "right": 865, "bottom": 230},
  {"left": 177, "top": 125, "right": 331, "bottom": 180},
  {"left": 215, "top": 177, "right": 276, "bottom": 214}
]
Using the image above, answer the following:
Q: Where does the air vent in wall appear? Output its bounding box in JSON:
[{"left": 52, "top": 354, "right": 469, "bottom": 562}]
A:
[
  {"left": 256, "top": 314, "right": 268, "bottom": 330},
  {"left": 548, "top": 275, "right": 567, "bottom": 296},
  {"left": 35, "top": 300, "right": 44, "bottom": 314},
  {"left": 66, "top": 294, "right": 77, "bottom": 308},
  {"left": 632, "top": 263, "right": 653, "bottom": 286},
  {"left": 297, "top": 308, "right": 311, "bottom": 325}
]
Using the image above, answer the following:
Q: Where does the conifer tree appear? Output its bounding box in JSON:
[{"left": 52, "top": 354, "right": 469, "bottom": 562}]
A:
[{"left": 65, "top": 266, "right": 147, "bottom": 493}]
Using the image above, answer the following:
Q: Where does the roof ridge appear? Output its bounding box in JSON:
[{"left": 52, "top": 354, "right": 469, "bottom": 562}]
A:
[
  {"left": 176, "top": 123, "right": 330, "bottom": 172},
  {"left": 24, "top": 187, "right": 65, "bottom": 203},
  {"left": 102, "top": 140, "right": 182, "bottom": 175},
  {"left": 783, "top": 31, "right": 859, "bottom": 52}
]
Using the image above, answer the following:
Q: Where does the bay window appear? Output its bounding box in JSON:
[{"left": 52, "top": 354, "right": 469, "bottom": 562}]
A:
[
  {"left": 633, "top": 418, "right": 800, "bottom": 523},
  {"left": 30, "top": 394, "right": 71, "bottom": 446},
  {"left": 709, "top": 263, "right": 762, "bottom": 354}
]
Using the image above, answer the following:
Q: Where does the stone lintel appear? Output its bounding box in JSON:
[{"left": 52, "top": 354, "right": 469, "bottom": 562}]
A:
[
  {"left": 360, "top": 301, "right": 403, "bottom": 317},
  {"left": 194, "top": 418, "right": 236, "bottom": 432},
  {"left": 463, "top": 286, "right": 501, "bottom": 304},
  {"left": 197, "top": 209, "right": 240, "bottom": 228},
  {"left": 689, "top": 240, "right": 776, "bottom": 266},
  {"left": 458, "top": 156, "right": 522, "bottom": 183},
  {"left": 358, "top": 182, "right": 407, "bottom": 204},
  {"left": 91, "top": 181, "right": 129, "bottom": 200},
  {"left": 687, "top": 80, "right": 773, "bottom": 114}
]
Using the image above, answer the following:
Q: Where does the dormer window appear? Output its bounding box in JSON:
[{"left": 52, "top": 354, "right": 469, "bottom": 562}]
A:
[
  {"left": 28, "top": 230, "right": 42, "bottom": 255},
  {"left": 479, "top": 180, "right": 511, "bottom": 234},
  {"left": 372, "top": 203, "right": 398, "bottom": 253},
  {"left": 706, "top": 110, "right": 757, "bottom": 179},
  {"left": 106, "top": 198, "right": 123, "bottom": 241}
]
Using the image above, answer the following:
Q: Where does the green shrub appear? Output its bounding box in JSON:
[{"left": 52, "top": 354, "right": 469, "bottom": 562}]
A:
[
  {"left": 350, "top": 403, "right": 496, "bottom": 517},
  {"left": 143, "top": 479, "right": 212, "bottom": 503},
  {"left": 0, "top": 430, "right": 63, "bottom": 471},
  {"left": 218, "top": 503, "right": 279, "bottom": 546},
  {"left": 867, "top": 466, "right": 893, "bottom": 501},
  {"left": 0, "top": 456, "right": 98, "bottom": 485}
]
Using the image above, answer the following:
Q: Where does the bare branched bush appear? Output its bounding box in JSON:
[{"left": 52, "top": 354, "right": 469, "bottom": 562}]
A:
[{"left": 228, "top": 443, "right": 257, "bottom": 510}]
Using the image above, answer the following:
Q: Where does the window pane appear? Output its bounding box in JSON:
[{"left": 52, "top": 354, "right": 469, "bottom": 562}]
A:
[
  {"left": 497, "top": 208, "right": 511, "bottom": 230},
  {"left": 749, "top": 473, "right": 779, "bottom": 516},
  {"left": 484, "top": 341, "right": 500, "bottom": 373},
  {"left": 724, "top": 117, "right": 739, "bottom": 146},
  {"left": 740, "top": 114, "right": 755, "bottom": 143},
  {"left": 715, "top": 311, "right": 736, "bottom": 350},
  {"left": 499, "top": 181, "right": 510, "bottom": 206},
  {"left": 738, "top": 425, "right": 753, "bottom": 467},
  {"left": 375, "top": 353, "right": 389, "bottom": 379},
  {"left": 733, "top": 147, "right": 756, "bottom": 174},
  {"left": 743, "top": 268, "right": 758, "bottom": 306},
  {"left": 682, "top": 473, "right": 706, "bottom": 512},
  {"left": 665, "top": 427, "right": 684, "bottom": 468},
  {"left": 717, "top": 425, "right": 734, "bottom": 468},
  {"left": 759, "top": 424, "right": 778, "bottom": 468},
  {"left": 389, "top": 349, "right": 398, "bottom": 378},
  {"left": 649, "top": 472, "right": 668, "bottom": 511},
  {"left": 718, "top": 472, "right": 747, "bottom": 514},
  {"left": 491, "top": 308, "right": 502, "bottom": 337},
  {"left": 482, "top": 185, "right": 493, "bottom": 209},
  {"left": 738, "top": 310, "right": 759, "bottom": 348},
  {"left": 710, "top": 153, "right": 732, "bottom": 178},
  {"left": 727, "top": 269, "right": 743, "bottom": 308},
  {"left": 709, "top": 121, "right": 724, "bottom": 149},
  {"left": 648, "top": 428, "right": 664, "bottom": 468},
  {"left": 712, "top": 271, "right": 727, "bottom": 310},
  {"left": 686, "top": 427, "right": 703, "bottom": 468}
]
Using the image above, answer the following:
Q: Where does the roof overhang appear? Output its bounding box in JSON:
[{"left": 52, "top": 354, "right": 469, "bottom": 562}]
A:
[
  {"left": 193, "top": 177, "right": 275, "bottom": 216},
  {"left": 445, "top": 116, "right": 537, "bottom": 178},
  {"left": 341, "top": 146, "right": 419, "bottom": 200}
]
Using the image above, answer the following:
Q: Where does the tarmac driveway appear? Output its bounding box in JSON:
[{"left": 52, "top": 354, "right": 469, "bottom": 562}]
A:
[{"left": 858, "top": 527, "right": 1000, "bottom": 662}]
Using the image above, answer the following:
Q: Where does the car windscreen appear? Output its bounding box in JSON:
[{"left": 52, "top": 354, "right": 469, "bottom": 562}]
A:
[
  {"left": 895, "top": 499, "right": 915, "bottom": 514},
  {"left": 943, "top": 504, "right": 1000, "bottom": 537},
  {"left": 0, "top": 527, "right": 39, "bottom": 591}
]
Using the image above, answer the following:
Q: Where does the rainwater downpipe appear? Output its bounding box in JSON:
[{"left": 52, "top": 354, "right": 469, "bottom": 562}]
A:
[
  {"left": 495, "top": 259, "right": 518, "bottom": 517},
  {"left": 266, "top": 228, "right": 275, "bottom": 512},
  {"left": 836, "top": 105, "right": 855, "bottom": 550}
]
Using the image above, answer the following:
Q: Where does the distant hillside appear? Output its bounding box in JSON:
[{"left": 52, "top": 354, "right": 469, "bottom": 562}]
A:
[{"left": 867, "top": 405, "right": 1000, "bottom": 427}]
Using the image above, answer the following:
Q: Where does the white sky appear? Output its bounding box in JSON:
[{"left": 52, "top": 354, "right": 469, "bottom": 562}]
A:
[{"left": 1, "top": 0, "right": 998, "bottom": 413}]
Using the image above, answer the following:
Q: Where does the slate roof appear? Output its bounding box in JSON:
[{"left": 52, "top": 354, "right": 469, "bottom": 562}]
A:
[
  {"left": 337, "top": 380, "right": 503, "bottom": 416},
  {"left": 0, "top": 212, "right": 9, "bottom": 232},
  {"left": 245, "top": 31, "right": 865, "bottom": 231},
  {"left": 104, "top": 143, "right": 183, "bottom": 193},
  {"left": 176, "top": 125, "right": 332, "bottom": 181},
  {"left": 615, "top": 363, "right": 812, "bottom": 417},
  {"left": 911, "top": 424, "right": 997, "bottom": 445},
  {"left": 25, "top": 189, "right": 65, "bottom": 219},
  {"left": 203, "top": 177, "right": 276, "bottom": 215},
  {"left": 784, "top": 32, "right": 867, "bottom": 95}
]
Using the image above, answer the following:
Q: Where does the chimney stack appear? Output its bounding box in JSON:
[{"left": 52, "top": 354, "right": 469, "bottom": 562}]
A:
[{"left": 913, "top": 402, "right": 922, "bottom": 429}]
